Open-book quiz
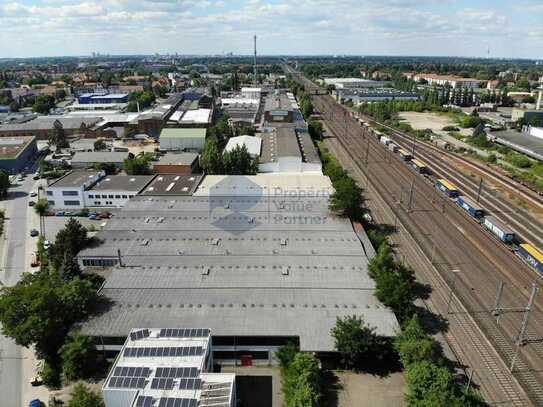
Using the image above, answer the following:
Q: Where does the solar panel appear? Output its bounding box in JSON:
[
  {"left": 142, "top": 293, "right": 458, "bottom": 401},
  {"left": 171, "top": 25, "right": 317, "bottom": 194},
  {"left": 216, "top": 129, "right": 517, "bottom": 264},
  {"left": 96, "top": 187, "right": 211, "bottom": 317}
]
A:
[
  {"left": 136, "top": 396, "right": 153, "bottom": 407},
  {"left": 160, "top": 328, "right": 167, "bottom": 337}
]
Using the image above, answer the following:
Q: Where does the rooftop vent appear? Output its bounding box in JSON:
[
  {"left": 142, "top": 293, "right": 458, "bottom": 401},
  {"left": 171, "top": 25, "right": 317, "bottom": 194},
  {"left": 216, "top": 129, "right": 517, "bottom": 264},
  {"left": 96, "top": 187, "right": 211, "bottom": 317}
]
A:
[
  {"left": 140, "top": 239, "right": 150, "bottom": 246},
  {"left": 282, "top": 266, "right": 290, "bottom": 276},
  {"left": 280, "top": 238, "right": 288, "bottom": 246},
  {"left": 211, "top": 238, "right": 220, "bottom": 246},
  {"left": 202, "top": 266, "right": 210, "bottom": 276}
]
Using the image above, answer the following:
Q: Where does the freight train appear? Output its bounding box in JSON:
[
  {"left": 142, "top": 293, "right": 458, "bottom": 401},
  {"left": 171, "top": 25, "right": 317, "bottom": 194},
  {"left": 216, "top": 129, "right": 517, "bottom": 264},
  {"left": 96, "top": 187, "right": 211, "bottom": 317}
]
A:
[{"left": 363, "top": 123, "right": 543, "bottom": 278}]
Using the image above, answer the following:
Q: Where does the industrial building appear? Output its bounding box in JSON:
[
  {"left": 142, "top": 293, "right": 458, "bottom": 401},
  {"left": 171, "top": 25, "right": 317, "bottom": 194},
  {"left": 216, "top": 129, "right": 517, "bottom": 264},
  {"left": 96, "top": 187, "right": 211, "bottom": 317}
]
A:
[
  {"left": 159, "top": 128, "right": 207, "bottom": 152},
  {"left": 138, "top": 174, "right": 202, "bottom": 196},
  {"left": 335, "top": 88, "right": 419, "bottom": 104},
  {"left": 259, "top": 127, "right": 321, "bottom": 173},
  {"left": 102, "top": 327, "right": 236, "bottom": 407},
  {"left": 402, "top": 73, "right": 482, "bottom": 89},
  {"left": 86, "top": 175, "right": 155, "bottom": 208},
  {"left": 78, "top": 188, "right": 399, "bottom": 363},
  {"left": 70, "top": 151, "right": 130, "bottom": 169},
  {"left": 322, "top": 78, "right": 385, "bottom": 89},
  {"left": 224, "top": 136, "right": 261, "bottom": 158},
  {"left": 0, "top": 116, "right": 103, "bottom": 140},
  {"left": 263, "top": 94, "right": 294, "bottom": 123},
  {"left": 153, "top": 153, "right": 200, "bottom": 175},
  {"left": 78, "top": 92, "right": 129, "bottom": 105},
  {"left": 0, "top": 136, "right": 37, "bottom": 173},
  {"left": 46, "top": 170, "right": 105, "bottom": 210}
]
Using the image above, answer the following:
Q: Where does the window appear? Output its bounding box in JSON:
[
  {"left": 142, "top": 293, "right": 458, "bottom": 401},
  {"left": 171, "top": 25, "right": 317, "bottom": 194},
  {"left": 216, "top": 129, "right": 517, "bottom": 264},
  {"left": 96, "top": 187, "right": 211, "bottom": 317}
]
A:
[
  {"left": 108, "top": 194, "right": 114, "bottom": 199},
  {"left": 82, "top": 258, "right": 118, "bottom": 267},
  {"left": 62, "top": 190, "right": 79, "bottom": 196},
  {"left": 122, "top": 195, "right": 128, "bottom": 199},
  {"left": 88, "top": 194, "right": 94, "bottom": 199},
  {"left": 47, "top": 200, "right": 55, "bottom": 206},
  {"left": 63, "top": 200, "right": 80, "bottom": 206},
  {"left": 46, "top": 191, "right": 53, "bottom": 196},
  {"left": 115, "top": 195, "right": 121, "bottom": 199},
  {"left": 94, "top": 201, "right": 101, "bottom": 205}
]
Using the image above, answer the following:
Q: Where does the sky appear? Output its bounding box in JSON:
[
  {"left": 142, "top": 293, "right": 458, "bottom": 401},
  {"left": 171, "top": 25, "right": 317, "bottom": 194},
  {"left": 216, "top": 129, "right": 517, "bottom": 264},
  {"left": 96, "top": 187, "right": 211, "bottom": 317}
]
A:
[{"left": 1, "top": 0, "right": 543, "bottom": 59}]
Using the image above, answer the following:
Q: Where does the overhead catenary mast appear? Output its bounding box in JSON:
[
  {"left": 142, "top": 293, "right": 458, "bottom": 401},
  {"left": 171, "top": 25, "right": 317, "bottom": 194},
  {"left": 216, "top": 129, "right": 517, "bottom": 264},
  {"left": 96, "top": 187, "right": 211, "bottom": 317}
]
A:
[{"left": 253, "top": 35, "right": 258, "bottom": 86}]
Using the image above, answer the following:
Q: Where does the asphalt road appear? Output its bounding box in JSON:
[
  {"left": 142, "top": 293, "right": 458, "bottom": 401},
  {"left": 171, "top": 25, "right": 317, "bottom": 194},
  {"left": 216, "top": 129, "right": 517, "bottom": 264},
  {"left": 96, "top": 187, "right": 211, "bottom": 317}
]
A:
[{"left": 0, "top": 161, "right": 44, "bottom": 407}]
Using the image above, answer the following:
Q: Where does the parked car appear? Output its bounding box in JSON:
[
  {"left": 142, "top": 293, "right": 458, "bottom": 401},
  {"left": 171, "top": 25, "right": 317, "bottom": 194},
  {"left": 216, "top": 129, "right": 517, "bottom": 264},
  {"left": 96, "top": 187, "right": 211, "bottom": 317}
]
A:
[
  {"left": 33, "top": 174, "right": 40, "bottom": 180},
  {"left": 30, "top": 229, "right": 39, "bottom": 237},
  {"left": 30, "top": 191, "right": 38, "bottom": 197},
  {"left": 30, "top": 253, "right": 40, "bottom": 268},
  {"left": 29, "top": 375, "right": 43, "bottom": 386},
  {"left": 29, "top": 399, "right": 42, "bottom": 407},
  {"left": 28, "top": 201, "right": 35, "bottom": 207},
  {"left": 99, "top": 211, "right": 111, "bottom": 219},
  {"left": 55, "top": 211, "right": 65, "bottom": 216},
  {"left": 88, "top": 213, "right": 99, "bottom": 220},
  {"left": 64, "top": 211, "right": 73, "bottom": 216}
]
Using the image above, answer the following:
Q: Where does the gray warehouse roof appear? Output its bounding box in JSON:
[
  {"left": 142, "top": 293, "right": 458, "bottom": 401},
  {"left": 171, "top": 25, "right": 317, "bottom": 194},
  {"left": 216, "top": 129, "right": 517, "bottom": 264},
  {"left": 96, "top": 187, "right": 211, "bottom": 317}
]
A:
[
  {"left": 139, "top": 174, "right": 202, "bottom": 195},
  {"left": 260, "top": 127, "right": 320, "bottom": 164},
  {"left": 79, "top": 195, "right": 398, "bottom": 350},
  {"left": 0, "top": 116, "right": 102, "bottom": 132},
  {"left": 48, "top": 170, "right": 103, "bottom": 188},
  {"left": 71, "top": 151, "right": 129, "bottom": 164},
  {"left": 89, "top": 175, "right": 155, "bottom": 192}
]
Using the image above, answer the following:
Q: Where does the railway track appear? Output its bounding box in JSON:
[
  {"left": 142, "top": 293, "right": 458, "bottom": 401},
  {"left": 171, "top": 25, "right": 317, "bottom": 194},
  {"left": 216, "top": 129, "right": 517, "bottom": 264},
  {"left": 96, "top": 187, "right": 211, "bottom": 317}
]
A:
[{"left": 307, "top": 90, "right": 543, "bottom": 406}]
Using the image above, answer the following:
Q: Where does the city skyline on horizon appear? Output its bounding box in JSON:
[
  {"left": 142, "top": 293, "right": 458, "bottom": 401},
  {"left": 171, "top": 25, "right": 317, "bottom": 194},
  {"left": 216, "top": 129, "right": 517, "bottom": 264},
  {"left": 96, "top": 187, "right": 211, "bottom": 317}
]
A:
[{"left": 1, "top": 0, "right": 543, "bottom": 59}]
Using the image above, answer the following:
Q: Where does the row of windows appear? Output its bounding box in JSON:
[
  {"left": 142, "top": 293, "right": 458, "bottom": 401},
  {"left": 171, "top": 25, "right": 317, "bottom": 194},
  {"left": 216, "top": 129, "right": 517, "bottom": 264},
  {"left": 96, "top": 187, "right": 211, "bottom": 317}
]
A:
[
  {"left": 64, "top": 200, "right": 80, "bottom": 206},
  {"left": 81, "top": 258, "right": 118, "bottom": 267},
  {"left": 88, "top": 194, "right": 135, "bottom": 199},
  {"left": 62, "top": 190, "right": 79, "bottom": 196}
]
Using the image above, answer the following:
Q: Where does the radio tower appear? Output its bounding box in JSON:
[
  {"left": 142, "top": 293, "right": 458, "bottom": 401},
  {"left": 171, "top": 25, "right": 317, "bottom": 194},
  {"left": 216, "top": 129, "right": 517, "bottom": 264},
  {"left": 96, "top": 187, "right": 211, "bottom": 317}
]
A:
[{"left": 253, "top": 35, "right": 258, "bottom": 86}]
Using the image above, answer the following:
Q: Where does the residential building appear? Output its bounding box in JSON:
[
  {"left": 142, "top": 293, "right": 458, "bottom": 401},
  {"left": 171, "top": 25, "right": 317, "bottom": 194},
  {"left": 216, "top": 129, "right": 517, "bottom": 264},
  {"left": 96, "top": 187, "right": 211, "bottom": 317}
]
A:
[
  {"left": 101, "top": 327, "right": 236, "bottom": 407},
  {"left": 402, "top": 73, "right": 482, "bottom": 89},
  {"left": 159, "top": 128, "right": 207, "bottom": 152},
  {"left": 224, "top": 136, "right": 261, "bottom": 158},
  {"left": 0, "top": 136, "right": 37, "bottom": 173},
  {"left": 153, "top": 152, "right": 200, "bottom": 175},
  {"left": 85, "top": 175, "right": 155, "bottom": 208},
  {"left": 46, "top": 170, "right": 105, "bottom": 210}
]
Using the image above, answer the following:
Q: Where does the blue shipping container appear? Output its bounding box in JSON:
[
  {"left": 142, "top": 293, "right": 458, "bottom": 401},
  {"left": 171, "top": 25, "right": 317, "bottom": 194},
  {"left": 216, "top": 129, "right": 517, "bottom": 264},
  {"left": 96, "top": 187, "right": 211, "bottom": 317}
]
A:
[
  {"left": 517, "top": 244, "right": 543, "bottom": 276},
  {"left": 483, "top": 216, "right": 515, "bottom": 243},
  {"left": 435, "top": 179, "right": 459, "bottom": 198},
  {"left": 456, "top": 196, "right": 484, "bottom": 219}
]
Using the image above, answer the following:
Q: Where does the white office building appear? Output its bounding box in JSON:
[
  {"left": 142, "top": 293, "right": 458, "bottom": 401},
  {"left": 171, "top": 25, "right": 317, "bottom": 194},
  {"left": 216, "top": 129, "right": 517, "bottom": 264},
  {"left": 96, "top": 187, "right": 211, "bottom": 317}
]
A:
[
  {"left": 102, "top": 328, "right": 236, "bottom": 407},
  {"left": 46, "top": 170, "right": 105, "bottom": 210}
]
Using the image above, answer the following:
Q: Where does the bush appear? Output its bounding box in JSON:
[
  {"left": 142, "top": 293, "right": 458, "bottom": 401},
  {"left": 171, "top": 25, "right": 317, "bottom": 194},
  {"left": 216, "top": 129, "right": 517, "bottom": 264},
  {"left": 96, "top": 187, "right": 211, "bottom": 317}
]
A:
[
  {"left": 505, "top": 152, "right": 532, "bottom": 169},
  {"left": 442, "top": 125, "right": 460, "bottom": 131},
  {"left": 67, "top": 383, "right": 105, "bottom": 407},
  {"left": 276, "top": 342, "right": 299, "bottom": 369},
  {"left": 283, "top": 353, "right": 321, "bottom": 407},
  {"left": 60, "top": 332, "right": 100, "bottom": 381}
]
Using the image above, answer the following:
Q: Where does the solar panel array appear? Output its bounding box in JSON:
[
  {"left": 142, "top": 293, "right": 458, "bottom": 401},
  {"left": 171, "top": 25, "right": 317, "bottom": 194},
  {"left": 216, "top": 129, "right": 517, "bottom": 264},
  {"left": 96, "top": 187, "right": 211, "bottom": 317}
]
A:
[
  {"left": 108, "top": 376, "right": 146, "bottom": 389},
  {"left": 124, "top": 346, "right": 203, "bottom": 358},
  {"left": 136, "top": 396, "right": 153, "bottom": 407},
  {"left": 159, "top": 328, "right": 210, "bottom": 338},
  {"left": 151, "top": 377, "right": 175, "bottom": 390},
  {"left": 113, "top": 366, "right": 151, "bottom": 377},
  {"left": 130, "top": 329, "right": 151, "bottom": 341},
  {"left": 158, "top": 398, "right": 198, "bottom": 407},
  {"left": 156, "top": 367, "right": 199, "bottom": 378},
  {"left": 178, "top": 378, "right": 202, "bottom": 390}
]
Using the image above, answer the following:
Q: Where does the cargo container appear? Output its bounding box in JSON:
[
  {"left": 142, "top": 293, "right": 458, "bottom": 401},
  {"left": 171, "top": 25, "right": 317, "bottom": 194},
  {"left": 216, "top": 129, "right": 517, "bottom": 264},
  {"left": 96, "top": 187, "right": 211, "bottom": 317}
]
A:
[
  {"left": 435, "top": 178, "right": 459, "bottom": 198},
  {"left": 517, "top": 244, "right": 543, "bottom": 276},
  {"left": 456, "top": 195, "right": 484, "bottom": 219},
  {"left": 398, "top": 149, "right": 413, "bottom": 161},
  {"left": 388, "top": 143, "right": 399, "bottom": 153},
  {"left": 411, "top": 159, "right": 428, "bottom": 174},
  {"left": 483, "top": 216, "right": 515, "bottom": 243},
  {"left": 380, "top": 136, "right": 391, "bottom": 146}
]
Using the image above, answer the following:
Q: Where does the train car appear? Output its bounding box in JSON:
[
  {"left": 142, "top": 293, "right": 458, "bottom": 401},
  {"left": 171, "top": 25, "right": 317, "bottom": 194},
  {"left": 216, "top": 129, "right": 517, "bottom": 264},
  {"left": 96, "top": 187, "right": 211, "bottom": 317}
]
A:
[
  {"left": 482, "top": 216, "right": 515, "bottom": 244},
  {"left": 517, "top": 244, "right": 543, "bottom": 276},
  {"left": 388, "top": 143, "right": 399, "bottom": 153},
  {"left": 398, "top": 149, "right": 413, "bottom": 161},
  {"left": 456, "top": 195, "right": 484, "bottom": 219},
  {"left": 411, "top": 159, "right": 428, "bottom": 174},
  {"left": 380, "top": 136, "right": 391, "bottom": 146},
  {"left": 435, "top": 178, "right": 459, "bottom": 198}
]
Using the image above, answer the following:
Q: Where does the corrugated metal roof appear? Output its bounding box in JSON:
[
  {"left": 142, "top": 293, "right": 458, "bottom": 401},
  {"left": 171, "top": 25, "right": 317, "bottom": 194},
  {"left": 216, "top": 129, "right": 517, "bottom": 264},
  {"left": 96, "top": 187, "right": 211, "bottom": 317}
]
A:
[{"left": 160, "top": 128, "right": 207, "bottom": 139}]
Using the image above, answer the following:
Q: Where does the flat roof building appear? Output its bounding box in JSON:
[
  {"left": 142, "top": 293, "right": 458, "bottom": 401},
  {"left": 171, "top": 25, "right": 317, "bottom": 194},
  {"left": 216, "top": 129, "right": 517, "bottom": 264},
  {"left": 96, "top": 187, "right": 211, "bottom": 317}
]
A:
[
  {"left": 86, "top": 175, "right": 155, "bottom": 208},
  {"left": 46, "top": 170, "right": 105, "bottom": 210},
  {"left": 78, "top": 192, "right": 399, "bottom": 361},
  {"left": 160, "top": 128, "right": 207, "bottom": 152},
  {"left": 153, "top": 153, "right": 200, "bottom": 175},
  {"left": 71, "top": 151, "right": 130, "bottom": 168},
  {"left": 335, "top": 88, "right": 419, "bottom": 104},
  {"left": 102, "top": 327, "right": 235, "bottom": 407},
  {"left": 139, "top": 174, "right": 202, "bottom": 196},
  {"left": 224, "top": 136, "right": 261, "bottom": 158},
  {"left": 0, "top": 116, "right": 102, "bottom": 140},
  {"left": 322, "top": 78, "right": 385, "bottom": 89},
  {"left": 0, "top": 136, "right": 37, "bottom": 173}
]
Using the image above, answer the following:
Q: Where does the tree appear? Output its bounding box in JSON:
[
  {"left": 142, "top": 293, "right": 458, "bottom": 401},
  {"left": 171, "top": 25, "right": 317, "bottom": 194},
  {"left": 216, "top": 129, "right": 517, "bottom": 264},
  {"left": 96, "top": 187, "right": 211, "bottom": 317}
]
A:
[
  {"left": 34, "top": 198, "right": 49, "bottom": 235},
  {"left": 329, "top": 176, "right": 363, "bottom": 219},
  {"left": 331, "top": 315, "right": 382, "bottom": 369},
  {"left": 33, "top": 94, "right": 55, "bottom": 114},
  {"left": 0, "top": 272, "right": 98, "bottom": 363},
  {"left": 223, "top": 144, "right": 258, "bottom": 175},
  {"left": 308, "top": 119, "right": 323, "bottom": 140},
  {"left": 67, "top": 383, "right": 105, "bottom": 407},
  {"left": 49, "top": 120, "right": 69, "bottom": 152},
  {"left": 123, "top": 155, "right": 152, "bottom": 175},
  {"left": 200, "top": 137, "right": 224, "bottom": 174},
  {"left": 0, "top": 169, "right": 10, "bottom": 198},
  {"left": 93, "top": 139, "right": 107, "bottom": 151},
  {"left": 60, "top": 332, "right": 99, "bottom": 381},
  {"left": 276, "top": 342, "right": 299, "bottom": 369},
  {"left": 283, "top": 353, "right": 321, "bottom": 407},
  {"left": 395, "top": 315, "right": 440, "bottom": 368},
  {"left": 406, "top": 361, "right": 454, "bottom": 406}
]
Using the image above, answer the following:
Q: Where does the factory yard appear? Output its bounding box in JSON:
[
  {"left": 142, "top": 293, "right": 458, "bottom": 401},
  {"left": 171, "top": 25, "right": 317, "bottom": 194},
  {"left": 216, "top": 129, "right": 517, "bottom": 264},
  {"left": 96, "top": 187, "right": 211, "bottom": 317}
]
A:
[{"left": 399, "top": 111, "right": 472, "bottom": 137}]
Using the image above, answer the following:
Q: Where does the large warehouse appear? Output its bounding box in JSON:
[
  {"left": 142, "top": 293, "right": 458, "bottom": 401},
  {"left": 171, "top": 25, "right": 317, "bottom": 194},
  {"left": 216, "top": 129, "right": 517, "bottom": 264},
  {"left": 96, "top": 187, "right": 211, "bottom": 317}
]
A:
[{"left": 78, "top": 177, "right": 398, "bottom": 363}]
